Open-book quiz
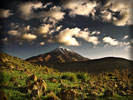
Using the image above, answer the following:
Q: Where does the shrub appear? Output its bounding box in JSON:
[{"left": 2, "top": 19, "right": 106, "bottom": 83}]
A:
[
  {"left": 76, "top": 72, "right": 88, "bottom": 81},
  {"left": 61, "top": 72, "right": 77, "bottom": 82}
]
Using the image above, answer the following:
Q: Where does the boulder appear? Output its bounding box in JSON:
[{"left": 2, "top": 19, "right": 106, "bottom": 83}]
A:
[
  {"left": 59, "top": 89, "right": 78, "bottom": 100},
  {"left": 45, "top": 91, "right": 61, "bottom": 100},
  {"left": 26, "top": 75, "right": 47, "bottom": 97},
  {"left": 0, "top": 90, "right": 8, "bottom": 100},
  {"left": 104, "top": 89, "right": 114, "bottom": 97}
]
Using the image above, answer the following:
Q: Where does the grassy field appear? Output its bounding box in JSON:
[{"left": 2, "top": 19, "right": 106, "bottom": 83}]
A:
[{"left": 0, "top": 52, "right": 133, "bottom": 100}]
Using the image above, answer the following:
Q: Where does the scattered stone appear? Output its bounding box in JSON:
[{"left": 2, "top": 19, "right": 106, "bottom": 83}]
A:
[
  {"left": 0, "top": 90, "right": 8, "bottom": 100},
  {"left": 10, "top": 77, "right": 16, "bottom": 82},
  {"left": 104, "top": 89, "right": 114, "bottom": 97},
  {"left": 84, "top": 98, "right": 97, "bottom": 100},
  {"left": 45, "top": 91, "right": 61, "bottom": 100},
  {"left": 8, "top": 65, "right": 15, "bottom": 70},
  {"left": 31, "top": 97, "right": 37, "bottom": 100},
  {"left": 26, "top": 75, "right": 47, "bottom": 97},
  {"left": 14, "top": 82, "right": 19, "bottom": 86},
  {"left": 119, "top": 91, "right": 127, "bottom": 96},
  {"left": 59, "top": 89, "right": 78, "bottom": 100}
]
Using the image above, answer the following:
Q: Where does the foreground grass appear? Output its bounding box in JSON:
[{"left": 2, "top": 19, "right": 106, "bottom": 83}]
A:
[{"left": 0, "top": 52, "right": 133, "bottom": 100}]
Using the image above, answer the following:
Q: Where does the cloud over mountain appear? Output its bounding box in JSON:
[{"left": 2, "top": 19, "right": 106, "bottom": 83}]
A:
[{"left": 48, "top": 27, "right": 99, "bottom": 46}]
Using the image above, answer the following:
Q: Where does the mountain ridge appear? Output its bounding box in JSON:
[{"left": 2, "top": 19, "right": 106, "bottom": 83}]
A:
[{"left": 26, "top": 46, "right": 89, "bottom": 64}]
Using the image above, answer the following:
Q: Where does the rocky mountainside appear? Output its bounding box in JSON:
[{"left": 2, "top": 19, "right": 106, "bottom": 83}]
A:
[{"left": 26, "top": 46, "right": 89, "bottom": 65}]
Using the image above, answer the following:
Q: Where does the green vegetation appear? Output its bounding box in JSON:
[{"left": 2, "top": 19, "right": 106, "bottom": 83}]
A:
[{"left": 0, "top": 52, "right": 133, "bottom": 100}]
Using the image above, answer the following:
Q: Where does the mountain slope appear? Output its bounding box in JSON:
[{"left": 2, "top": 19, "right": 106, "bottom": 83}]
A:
[
  {"left": 26, "top": 46, "right": 89, "bottom": 65},
  {"left": 53, "top": 57, "right": 133, "bottom": 73}
]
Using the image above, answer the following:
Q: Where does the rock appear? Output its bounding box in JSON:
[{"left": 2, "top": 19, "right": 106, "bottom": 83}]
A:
[
  {"left": 8, "top": 65, "right": 15, "bottom": 70},
  {"left": 48, "top": 77, "right": 58, "bottom": 83},
  {"left": 84, "top": 98, "right": 97, "bottom": 100},
  {"left": 119, "top": 91, "right": 127, "bottom": 96},
  {"left": 0, "top": 90, "right": 8, "bottom": 100},
  {"left": 59, "top": 89, "right": 78, "bottom": 100},
  {"left": 26, "top": 75, "right": 38, "bottom": 86},
  {"left": 26, "top": 75, "right": 47, "bottom": 97},
  {"left": 31, "top": 97, "right": 37, "bottom": 100},
  {"left": 45, "top": 91, "right": 61, "bottom": 100},
  {"left": 104, "top": 89, "right": 114, "bottom": 97},
  {"left": 10, "top": 77, "right": 16, "bottom": 82},
  {"left": 14, "top": 82, "right": 19, "bottom": 86}
]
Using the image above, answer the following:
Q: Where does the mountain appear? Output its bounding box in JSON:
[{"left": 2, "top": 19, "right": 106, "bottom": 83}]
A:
[
  {"left": 26, "top": 46, "right": 89, "bottom": 65},
  {"left": 26, "top": 46, "right": 133, "bottom": 73}
]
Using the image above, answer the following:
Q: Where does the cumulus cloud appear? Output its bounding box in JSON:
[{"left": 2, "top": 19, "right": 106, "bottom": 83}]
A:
[
  {"left": 56, "top": 25, "right": 62, "bottom": 32},
  {"left": 62, "top": 0, "right": 97, "bottom": 17},
  {"left": 8, "top": 30, "right": 19, "bottom": 36},
  {"left": 101, "top": 10, "right": 113, "bottom": 22},
  {"left": 23, "top": 25, "right": 30, "bottom": 32},
  {"left": 18, "top": 1, "right": 43, "bottom": 20},
  {"left": 101, "top": 0, "right": 133, "bottom": 26},
  {"left": 2, "top": 37, "right": 8, "bottom": 42},
  {"left": 91, "top": 31, "right": 101, "bottom": 35},
  {"left": 40, "top": 42, "right": 45, "bottom": 45},
  {"left": 37, "top": 24, "right": 51, "bottom": 34},
  {"left": 18, "top": 2, "right": 65, "bottom": 21},
  {"left": 22, "top": 33, "right": 37, "bottom": 40},
  {"left": 123, "top": 35, "right": 129, "bottom": 40},
  {"left": 103, "top": 37, "right": 119, "bottom": 46},
  {"left": 0, "top": 8, "right": 13, "bottom": 18},
  {"left": 48, "top": 27, "right": 99, "bottom": 46},
  {"left": 56, "top": 28, "right": 80, "bottom": 46}
]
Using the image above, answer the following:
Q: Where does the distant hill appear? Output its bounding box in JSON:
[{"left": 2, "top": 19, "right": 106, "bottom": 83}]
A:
[
  {"left": 26, "top": 46, "right": 89, "bottom": 65},
  {"left": 53, "top": 57, "right": 133, "bottom": 73}
]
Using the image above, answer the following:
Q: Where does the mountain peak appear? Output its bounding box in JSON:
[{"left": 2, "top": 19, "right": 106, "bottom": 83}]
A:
[
  {"left": 53, "top": 46, "right": 71, "bottom": 52},
  {"left": 57, "top": 46, "right": 64, "bottom": 49},
  {"left": 26, "top": 46, "right": 89, "bottom": 64}
]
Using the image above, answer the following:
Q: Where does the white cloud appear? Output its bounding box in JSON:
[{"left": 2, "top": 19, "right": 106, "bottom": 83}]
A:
[
  {"left": 18, "top": 1, "right": 43, "bottom": 20},
  {"left": 37, "top": 24, "right": 51, "bottom": 34},
  {"left": 63, "top": 0, "right": 97, "bottom": 17},
  {"left": 56, "top": 28, "right": 80, "bottom": 46},
  {"left": 123, "top": 35, "right": 129, "bottom": 40},
  {"left": 0, "top": 8, "right": 13, "bottom": 18},
  {"left": 23, "top": 25, "right": 30, "bottom": 31},
  {"left": 101, "top": 10, "right": 113, "bottom": 22},
  {"left": 48, "top": 27, "right": 99, "bottom": 46},
  {"left": 18, "top": 2, "right": 65, "bottom": 21},
  {"left": 56, "top": 25, "right": 62, "bottom": 32},
  {"left": 2, "top": 37, "right": 8, "bottom": 42},
  {"left": 103, "top": 37, "right": 119, "bottom": 46},
  {"left": 8, "top": 30, "right": 19, "bottom": 36},
  {"left": 91, "top": 31, "right": 101, "bottom": 35},
  {"left": 87, "top": 36, "right": 99, "bottom": 45},
  {"left": 102, "top": 0, "right": 133, "bottom": 26},
  {"left": 22, "top": 33, "right": 37, "bottom": 40},
  {"left": 40, "top": 42, "right": 45, "bottom": 45}
]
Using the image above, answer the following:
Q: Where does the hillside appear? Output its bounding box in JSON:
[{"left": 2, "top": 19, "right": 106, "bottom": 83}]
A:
[
  {"left": 53, "top": 57, "right": 133, "bottom": 73},
  {"left": 0, "top": 52, "right": 133, "bottom": 100}
]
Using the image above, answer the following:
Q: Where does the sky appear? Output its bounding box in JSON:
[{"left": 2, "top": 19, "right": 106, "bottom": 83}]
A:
[{"left": 0, "top": 0, "right": 133, "bottom": 60}]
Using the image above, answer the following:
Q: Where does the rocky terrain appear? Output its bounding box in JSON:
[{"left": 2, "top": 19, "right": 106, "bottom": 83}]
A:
[{"left": 0, "top": 52, "right": 133, "bottom": 100}]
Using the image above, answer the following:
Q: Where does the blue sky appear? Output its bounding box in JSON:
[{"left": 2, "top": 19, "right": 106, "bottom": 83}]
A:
[{"left": 0, "top": 0, "right": 133, "bottom": 60}]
